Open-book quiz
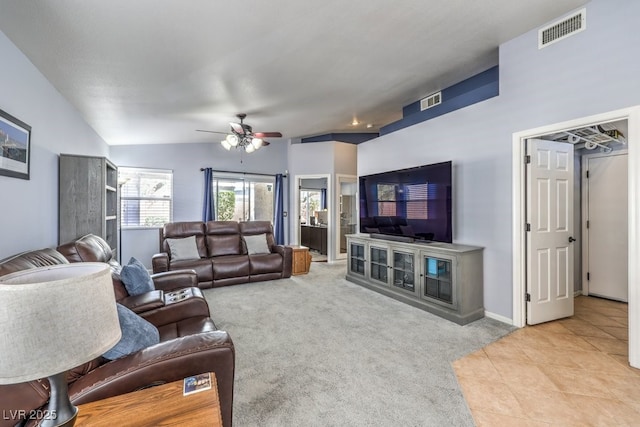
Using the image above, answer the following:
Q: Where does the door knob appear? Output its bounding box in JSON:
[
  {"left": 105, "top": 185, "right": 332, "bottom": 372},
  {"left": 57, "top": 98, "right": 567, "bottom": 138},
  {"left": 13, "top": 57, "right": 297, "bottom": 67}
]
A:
[{"left": 568, "top": 236, "right": 576, "bottom": 243}]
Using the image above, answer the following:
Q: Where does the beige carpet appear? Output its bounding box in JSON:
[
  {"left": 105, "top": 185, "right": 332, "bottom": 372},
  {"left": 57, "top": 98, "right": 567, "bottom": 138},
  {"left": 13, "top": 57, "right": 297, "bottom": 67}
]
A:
[{"left": 204, "top": 261, "right": 514, "bottom": 426}]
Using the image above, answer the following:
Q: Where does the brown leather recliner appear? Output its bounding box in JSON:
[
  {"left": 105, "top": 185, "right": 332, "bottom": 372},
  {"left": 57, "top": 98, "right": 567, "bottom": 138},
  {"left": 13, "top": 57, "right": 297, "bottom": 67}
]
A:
[
  {"left": 57, "top": 234, "right": 210, "bottom": 326},
  {"left": 152, "top": 220, "right": 292, "bottom": 288},
  {"left": 0, "top": 246, "right": 235, "bottom": 427}
]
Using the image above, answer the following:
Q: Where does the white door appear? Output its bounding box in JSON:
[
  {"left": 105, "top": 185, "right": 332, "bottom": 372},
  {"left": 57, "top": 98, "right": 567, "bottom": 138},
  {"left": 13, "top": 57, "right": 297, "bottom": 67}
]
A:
[
  {"left": 526, "top": 139, "right": 575, "bottom": 325},
  {"left": 584, "top": 153, "right": 628, "bottom": 302}
]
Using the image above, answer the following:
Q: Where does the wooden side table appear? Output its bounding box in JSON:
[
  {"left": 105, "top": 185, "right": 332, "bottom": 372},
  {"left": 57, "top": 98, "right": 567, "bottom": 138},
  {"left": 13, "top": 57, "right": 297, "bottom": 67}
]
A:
[
  {"left": 75, "top": 373, "right": 222, "bottom": 427},
  {"left": 289, "top": 245, "right": 312, "bottom": 275}
]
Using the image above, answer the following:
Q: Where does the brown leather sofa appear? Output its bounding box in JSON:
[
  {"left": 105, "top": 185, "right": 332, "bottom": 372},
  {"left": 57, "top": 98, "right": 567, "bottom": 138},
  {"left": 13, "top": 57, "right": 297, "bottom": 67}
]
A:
[
  {"left": 0, "top": 245, "right": 235, "bottom": 427},
  {"left": 152, "top": 220, "right": 292, "bottom": 288}
]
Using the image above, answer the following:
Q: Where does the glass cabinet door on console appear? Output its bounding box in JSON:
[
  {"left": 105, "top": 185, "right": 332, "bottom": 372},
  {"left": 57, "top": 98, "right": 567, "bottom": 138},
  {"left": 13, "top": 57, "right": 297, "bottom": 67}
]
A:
[
  {"left": 345, "top": 234, "right": 484, "bottom": 325},
  {"left": 392, "top": 250, "right": 416, "bottom": 293},
  {"left": 421, "top": 254, "right": 457, "bottom": 309},
  {"left": 369, "top": 245, "right": 388, "bottom": 285},
  {"left": 348, "top": 241, "right": 366, "bottom": 277}
]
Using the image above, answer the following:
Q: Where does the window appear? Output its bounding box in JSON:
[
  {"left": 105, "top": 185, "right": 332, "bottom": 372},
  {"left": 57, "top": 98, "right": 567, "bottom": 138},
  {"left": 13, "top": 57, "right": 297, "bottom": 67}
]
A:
[
  {"left": 376, "top": 184, "right": 397, "bottom": 216},
  {"left": 300, "top": 189, "right": 321, "bottom": 224},
  {"left": 376, "top": 183, "right": 432, "bottom": 218},
  {"left": 119, "top": 167, "right": 173, "bottom": 228},
  {"left": 405, "top": 183, "right": 429, "bottom": 219},
  {"left": 211, "top": 173, "right": 275, "bottom": 222}
]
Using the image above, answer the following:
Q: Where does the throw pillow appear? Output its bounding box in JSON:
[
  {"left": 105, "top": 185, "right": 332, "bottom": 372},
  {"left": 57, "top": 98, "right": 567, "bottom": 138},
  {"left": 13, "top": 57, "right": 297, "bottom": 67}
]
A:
[
  {"left": 102, "top": 303, "right": 160, "bottom": 360},
  {"left": 166, "top": 236, "right": 200, "bottom": 261},
  {"left": 120, "top": 257, "right": 155, "bottom": 296},
  {"left": 244, "top": 234, "right": 270, "bottom": 255}
]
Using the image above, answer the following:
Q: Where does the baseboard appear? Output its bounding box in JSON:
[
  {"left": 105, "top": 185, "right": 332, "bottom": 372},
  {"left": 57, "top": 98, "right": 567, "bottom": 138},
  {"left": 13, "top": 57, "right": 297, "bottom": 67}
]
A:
[
  {"left": 485, "top": 291, "right": 581, "bottom": 327},
  {"left": 484, "top": 310, "right": 514, "bottom": 326}
]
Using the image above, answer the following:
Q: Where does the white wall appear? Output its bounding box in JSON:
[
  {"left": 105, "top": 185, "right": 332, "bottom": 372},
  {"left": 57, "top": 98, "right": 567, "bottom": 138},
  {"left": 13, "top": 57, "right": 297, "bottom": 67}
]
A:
[
  {"left": 358, "top": 0, "right": 640, "bottom": 319},
  {"left": 114, "top": 139, "right": 354, "bottom": 264},
  {"left": 110, "top": 140, "right": 288, "bottom": 267},
  {"left": 288, "top": 141, "right": 357, "bottom": 260},
  {"left": 334, "top": 142, "right": 357, "bottom": 175},
  {"left": 288, "top": 142, "right": 334, "bottom": 245},
  {"left": 0, "top": 30, "right": 109, "bottom": 259},
  {"left": 288, "top": 141, "right": 336, "bottom": 176}
]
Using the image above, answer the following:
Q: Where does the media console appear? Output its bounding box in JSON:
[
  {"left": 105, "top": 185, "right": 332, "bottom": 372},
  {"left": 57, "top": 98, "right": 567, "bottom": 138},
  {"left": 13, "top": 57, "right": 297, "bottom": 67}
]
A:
[{"left": 345, "top": 234, "right": 484, "bottom": 325}]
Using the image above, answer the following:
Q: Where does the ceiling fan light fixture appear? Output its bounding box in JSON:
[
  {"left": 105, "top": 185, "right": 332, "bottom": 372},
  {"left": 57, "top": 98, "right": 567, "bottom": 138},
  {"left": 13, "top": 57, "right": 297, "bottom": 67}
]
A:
[
  {"left": 251, "top": 138, "right": 263, "bottom": 149},
  {"left": 200, "top": 114, "right": 280, "bottom": 156},
  {"left": 226, "top": 134, "right": 239, "bottom": 146}
]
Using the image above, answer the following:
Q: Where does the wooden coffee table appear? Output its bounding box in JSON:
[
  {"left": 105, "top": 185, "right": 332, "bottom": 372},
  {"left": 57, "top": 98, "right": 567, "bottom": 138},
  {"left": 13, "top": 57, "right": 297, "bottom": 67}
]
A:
[{"left": 75, "top": 373, "right": 222, "bottom": 426}]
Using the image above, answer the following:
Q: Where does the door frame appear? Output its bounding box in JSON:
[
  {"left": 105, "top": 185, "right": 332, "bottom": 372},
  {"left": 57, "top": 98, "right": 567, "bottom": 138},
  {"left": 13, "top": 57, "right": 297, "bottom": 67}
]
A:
[
  {"left": 511, "top": 106, "right": 640, "bottom": 368},
  {"left": 335, "top": 174, "right": 357, "bottom": 260},
  {"left": 293, "top": 173, "right": 332, "bottom": 259}
]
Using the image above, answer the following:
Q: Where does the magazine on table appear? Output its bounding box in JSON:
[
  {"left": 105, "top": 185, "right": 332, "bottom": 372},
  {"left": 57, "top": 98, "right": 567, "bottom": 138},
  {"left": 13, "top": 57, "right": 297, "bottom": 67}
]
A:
[{"left": 183, "top": 372, "right": 212, "bottom": 396}]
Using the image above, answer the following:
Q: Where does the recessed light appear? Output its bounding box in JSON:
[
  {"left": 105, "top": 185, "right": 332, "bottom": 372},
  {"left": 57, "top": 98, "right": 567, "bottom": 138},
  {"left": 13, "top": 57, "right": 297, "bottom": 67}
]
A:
[
  {"left": 351, "top": 119, "right": 359, "bottom": 126},
  {"left": 366, "top": 123, "right": 373, "bottom": 128}
]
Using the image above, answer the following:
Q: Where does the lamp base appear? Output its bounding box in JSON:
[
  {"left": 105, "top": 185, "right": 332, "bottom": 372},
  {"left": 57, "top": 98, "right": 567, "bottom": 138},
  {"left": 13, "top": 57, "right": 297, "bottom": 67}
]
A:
[{"left": 41, "top": 372, "right": 78, "bottom": 427}]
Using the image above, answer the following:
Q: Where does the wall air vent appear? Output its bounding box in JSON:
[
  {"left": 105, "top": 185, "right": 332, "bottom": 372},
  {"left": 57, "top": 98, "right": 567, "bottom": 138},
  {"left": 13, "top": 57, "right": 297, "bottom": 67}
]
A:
[
  {"left": 539, "top": 8, "right": 586, "bottom": 49},
  {"left": 420, "top": 92, "right": 442, "bottom": 111}
]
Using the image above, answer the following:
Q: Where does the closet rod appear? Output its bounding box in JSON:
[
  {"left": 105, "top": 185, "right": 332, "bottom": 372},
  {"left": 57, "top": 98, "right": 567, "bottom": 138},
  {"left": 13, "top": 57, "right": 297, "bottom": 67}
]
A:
[{"left": 200, "top": 168, "right": 288, "bottom": 178}]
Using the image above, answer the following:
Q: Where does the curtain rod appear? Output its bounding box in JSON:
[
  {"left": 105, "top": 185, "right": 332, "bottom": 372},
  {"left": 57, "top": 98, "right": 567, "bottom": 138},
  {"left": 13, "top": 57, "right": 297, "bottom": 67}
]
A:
[{"left": 200, "top": 168, "right": 288, "bottom": 178}]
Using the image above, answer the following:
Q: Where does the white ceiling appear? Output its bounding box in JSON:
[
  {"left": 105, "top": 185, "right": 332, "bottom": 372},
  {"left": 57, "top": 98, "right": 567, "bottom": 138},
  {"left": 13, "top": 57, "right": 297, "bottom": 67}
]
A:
[{"left": 0, "top": 0, "right": 587, "bottom": 145}]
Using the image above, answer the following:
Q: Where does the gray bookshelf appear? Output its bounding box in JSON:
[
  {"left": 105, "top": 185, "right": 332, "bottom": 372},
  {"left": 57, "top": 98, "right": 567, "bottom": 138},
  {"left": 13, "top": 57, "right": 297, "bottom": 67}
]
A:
[{"left": 59, "top": 154, "right": 119, "bottom": 258}]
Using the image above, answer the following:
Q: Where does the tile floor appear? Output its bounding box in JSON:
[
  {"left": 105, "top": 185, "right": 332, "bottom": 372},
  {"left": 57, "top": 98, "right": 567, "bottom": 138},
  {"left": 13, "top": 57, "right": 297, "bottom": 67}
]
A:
[{"left": 453, "top": 296, "right": 640, "bottom": 426}]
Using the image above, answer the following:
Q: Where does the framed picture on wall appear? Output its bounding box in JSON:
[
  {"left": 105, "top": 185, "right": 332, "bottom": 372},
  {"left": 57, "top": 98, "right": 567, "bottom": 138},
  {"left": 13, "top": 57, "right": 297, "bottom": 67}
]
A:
[{"left": 0, "top": 108, "right": 31, "bottom": 180}]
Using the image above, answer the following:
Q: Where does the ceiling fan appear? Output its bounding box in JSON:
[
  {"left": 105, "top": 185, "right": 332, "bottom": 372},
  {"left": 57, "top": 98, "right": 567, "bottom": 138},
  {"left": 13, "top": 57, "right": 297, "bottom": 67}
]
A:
[{"left": 196, "top": 113, "right": 283, "bottom": 153}]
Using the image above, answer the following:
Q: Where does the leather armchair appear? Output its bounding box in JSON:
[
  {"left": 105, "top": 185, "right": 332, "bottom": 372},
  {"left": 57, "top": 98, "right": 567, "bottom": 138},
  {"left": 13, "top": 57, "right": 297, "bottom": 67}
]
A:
[
  {"left": 0, "top": 246, "right": 235, "bottom": 427},
  {"left": 57, "top": 234, "right": 210, "bottom": 325}
]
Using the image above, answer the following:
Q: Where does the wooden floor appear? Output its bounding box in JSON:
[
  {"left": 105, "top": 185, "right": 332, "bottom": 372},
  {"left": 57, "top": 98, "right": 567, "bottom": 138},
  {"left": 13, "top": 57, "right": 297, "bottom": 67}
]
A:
[{"left": 453, "top": 295, "right": 640, "bottom": 426}]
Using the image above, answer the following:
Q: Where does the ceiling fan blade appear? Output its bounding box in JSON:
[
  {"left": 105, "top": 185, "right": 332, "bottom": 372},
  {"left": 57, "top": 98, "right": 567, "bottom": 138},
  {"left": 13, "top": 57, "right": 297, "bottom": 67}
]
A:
[
  {"left": 196, "top": 129, "right": 228, "bottom": 135},
  {"left": 253, "top": 132, "right": 282, "bottom": 138},
  {"left": 261, "top": 140, "right": 271, "bottom": 146},
  {"left": 230, "top": 122, "right": 246, "bottom": 135}
]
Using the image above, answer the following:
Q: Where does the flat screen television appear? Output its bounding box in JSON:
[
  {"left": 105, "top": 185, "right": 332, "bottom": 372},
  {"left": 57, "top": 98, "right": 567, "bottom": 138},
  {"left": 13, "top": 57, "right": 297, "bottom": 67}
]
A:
[{"left": 359, "top": 161, "right": 452, "bottom": 243}]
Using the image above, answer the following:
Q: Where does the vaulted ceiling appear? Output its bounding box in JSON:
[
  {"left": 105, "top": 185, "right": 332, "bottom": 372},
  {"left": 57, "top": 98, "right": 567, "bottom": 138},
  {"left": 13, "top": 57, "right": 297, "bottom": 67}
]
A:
[{"left": 0, "top": 0, "right": 587, "bottom": 145}]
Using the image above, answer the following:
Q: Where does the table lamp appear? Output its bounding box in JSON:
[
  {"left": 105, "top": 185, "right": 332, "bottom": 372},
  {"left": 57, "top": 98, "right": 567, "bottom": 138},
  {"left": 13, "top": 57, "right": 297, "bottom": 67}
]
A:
[{"left": 0, "top": 263, "right": 121, "bottom": 427}]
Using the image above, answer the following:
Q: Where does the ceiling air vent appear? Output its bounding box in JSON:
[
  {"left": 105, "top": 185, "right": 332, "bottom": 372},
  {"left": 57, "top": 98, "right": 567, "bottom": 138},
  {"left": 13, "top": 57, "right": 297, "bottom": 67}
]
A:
[
  {"left": 539, "top": 8, "right": 586, "bottom": 49},
  {"left": 420, "top": 92, "right": 441, "bottom": 111}
]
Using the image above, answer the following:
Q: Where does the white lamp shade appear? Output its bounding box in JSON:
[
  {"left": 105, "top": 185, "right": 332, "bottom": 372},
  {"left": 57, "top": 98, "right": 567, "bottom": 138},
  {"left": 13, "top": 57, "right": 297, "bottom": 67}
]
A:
[
  {"left": 251, "top": 138, "right": 263, "bottom": 149},
  {"left": 245, "top": 143, "right": 256, "bottom": 153},
  {"left": 0, "top": 263, "right": 121, "bottom": 384},
  {"left": 226, "top": 134, "right": 239, "bottom": 146},
  {"left": 221, "top": 140, "right": 232, "bottom": 150}
]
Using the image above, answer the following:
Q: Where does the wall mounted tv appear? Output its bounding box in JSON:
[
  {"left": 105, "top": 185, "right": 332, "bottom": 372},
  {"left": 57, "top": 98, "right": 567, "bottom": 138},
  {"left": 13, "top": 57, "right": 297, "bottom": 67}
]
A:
[{"left": 359, "top": 161, "right": 452, "bottom": 243}]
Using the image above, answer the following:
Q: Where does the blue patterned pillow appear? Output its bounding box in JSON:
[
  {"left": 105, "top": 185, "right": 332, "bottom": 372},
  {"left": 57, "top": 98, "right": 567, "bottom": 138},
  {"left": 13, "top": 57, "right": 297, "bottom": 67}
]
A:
[
  {"left": 103, "top": 303, "right": 160, "bottom": 360},
  {"left": 121, "top": 257, "right": 155, "bottom": 296}
]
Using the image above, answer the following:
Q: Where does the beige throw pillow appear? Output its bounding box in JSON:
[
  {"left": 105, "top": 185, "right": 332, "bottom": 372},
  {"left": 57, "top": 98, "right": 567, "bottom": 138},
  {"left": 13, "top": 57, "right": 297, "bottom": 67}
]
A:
[
  {"left": 166, "top": 236, "right": 200, "bottom": 261},
  {"left": 244, "top": 234, "right": 270, "bottom": 255}
]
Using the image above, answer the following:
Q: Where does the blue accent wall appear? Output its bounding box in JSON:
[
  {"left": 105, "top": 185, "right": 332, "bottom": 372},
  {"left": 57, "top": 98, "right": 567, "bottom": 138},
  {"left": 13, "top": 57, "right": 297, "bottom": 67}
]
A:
[
  {"left": 380, "top": 66, "right": 499, "bottom": 135},
  {"left": 301, "top": 133, "right": 379, "bottom": 144}
]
